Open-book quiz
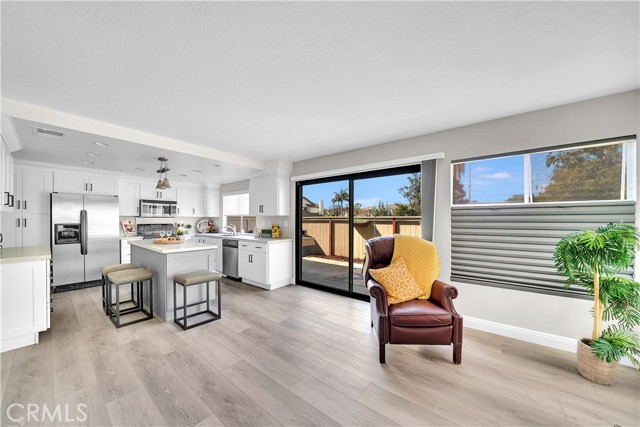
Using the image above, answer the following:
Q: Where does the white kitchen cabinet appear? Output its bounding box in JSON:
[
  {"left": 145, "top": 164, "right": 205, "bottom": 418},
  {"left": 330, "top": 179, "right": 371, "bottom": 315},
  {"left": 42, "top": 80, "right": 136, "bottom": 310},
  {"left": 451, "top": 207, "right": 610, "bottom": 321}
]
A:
[
  {"left": 5, "top": 167, "right": 52, "bottom": 248},
  {"left": 140, "top": 184, "right": 176, "bottom": 201},
  {"left": 206, "top": 188, "right": 220, "bottom": 217},
  {"left": 120, "top": 237, "right": 143, "bottom": 263},
  {"left": 1, "top": 137, "right": 15, "bottom": 213},
  {"left": 53, "top": 172, "right": 119, "bottom": 196},
  {"left": 238, "top": 240, "right": 292, "bottom": 290},
  {"left": 2, "top": 212, "right": 50, "bottom": 248},
  {"left": 239, "top": 243, "right": 267, "bottom": 284},
  {"left": 176, "top": 186, "right": 204, "bottom": 217},
  {"left": 1, "top": 258, "right": 50, "bottom": 352},
  {"left": 249, "top": 170, "right": 291, "bottom": 216},
  {"left": 119, "top": 179, "right": 140, "bottom": 216},
  {"left": 15, "top": 167, "right": 53, "bottom": 214}
]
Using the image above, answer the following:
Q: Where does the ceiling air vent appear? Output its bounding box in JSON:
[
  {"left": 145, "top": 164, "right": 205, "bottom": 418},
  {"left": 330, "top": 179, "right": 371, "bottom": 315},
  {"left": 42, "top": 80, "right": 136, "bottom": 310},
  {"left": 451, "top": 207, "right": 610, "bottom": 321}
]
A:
[{"left": 35, "top": 127, "right": 64, "bottom": 139}]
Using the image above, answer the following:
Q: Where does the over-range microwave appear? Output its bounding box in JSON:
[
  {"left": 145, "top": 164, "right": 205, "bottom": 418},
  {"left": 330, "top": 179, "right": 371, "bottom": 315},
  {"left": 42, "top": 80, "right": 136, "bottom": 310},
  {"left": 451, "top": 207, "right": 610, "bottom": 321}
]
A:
[{"left": 139, "top": 199, "right": 177, "bottom": 217}]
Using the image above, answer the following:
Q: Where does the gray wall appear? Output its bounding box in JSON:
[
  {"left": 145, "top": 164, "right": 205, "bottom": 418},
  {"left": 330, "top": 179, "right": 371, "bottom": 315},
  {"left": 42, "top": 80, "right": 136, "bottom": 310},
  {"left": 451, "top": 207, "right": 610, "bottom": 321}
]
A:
[{"left": 290, "top": 90, "right": 640, "bottom": 339}]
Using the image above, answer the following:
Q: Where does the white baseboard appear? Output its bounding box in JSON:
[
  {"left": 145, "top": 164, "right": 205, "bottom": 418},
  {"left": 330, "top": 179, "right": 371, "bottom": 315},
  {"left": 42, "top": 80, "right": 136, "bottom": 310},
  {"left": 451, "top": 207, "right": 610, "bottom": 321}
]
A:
[{"left": 464, "top": 316, "right": 634, "bottom": 368}]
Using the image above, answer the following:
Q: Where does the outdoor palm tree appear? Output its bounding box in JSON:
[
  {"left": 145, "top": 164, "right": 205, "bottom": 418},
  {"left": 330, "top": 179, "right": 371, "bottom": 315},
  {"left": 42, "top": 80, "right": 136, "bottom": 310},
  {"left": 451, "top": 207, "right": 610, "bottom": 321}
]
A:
[{"left": 332, "top": 189, "right": 349, "bottom": 216}]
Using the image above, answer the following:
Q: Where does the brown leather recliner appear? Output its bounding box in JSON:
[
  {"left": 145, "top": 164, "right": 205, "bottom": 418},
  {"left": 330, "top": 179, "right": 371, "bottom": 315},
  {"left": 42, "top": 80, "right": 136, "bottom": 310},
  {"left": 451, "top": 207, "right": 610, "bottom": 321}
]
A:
[{"left": 363, "top": 236, "right": 463, "bottom": 364}]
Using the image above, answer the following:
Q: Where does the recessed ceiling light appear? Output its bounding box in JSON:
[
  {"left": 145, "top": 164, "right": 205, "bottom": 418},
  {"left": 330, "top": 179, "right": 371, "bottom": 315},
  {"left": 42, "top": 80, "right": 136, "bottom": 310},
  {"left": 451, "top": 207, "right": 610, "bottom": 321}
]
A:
[
  {"left": 178, "top": 174, "right": 188, "bottom": 177},
  {"left": 81, "top": 161, "right": 95, "bottom": 166},
  {"left": 192, "top": 169, "right": 203, "bottom": 173},
  {"left": 134, "top": 168, "right": 145, "bottom": 172},
  {"left": 93, "top": 142, "right": 110, "bottom": 147},
  {"left": 87, "top": 153, "right": 100, "bottom": 158}
]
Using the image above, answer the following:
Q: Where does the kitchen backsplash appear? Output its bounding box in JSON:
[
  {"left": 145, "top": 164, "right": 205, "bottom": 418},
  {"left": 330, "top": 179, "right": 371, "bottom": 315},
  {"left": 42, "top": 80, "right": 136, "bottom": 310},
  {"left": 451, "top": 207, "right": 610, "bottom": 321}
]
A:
[{"left": 119, "top": 216, "right": 219, "bottom": 236}]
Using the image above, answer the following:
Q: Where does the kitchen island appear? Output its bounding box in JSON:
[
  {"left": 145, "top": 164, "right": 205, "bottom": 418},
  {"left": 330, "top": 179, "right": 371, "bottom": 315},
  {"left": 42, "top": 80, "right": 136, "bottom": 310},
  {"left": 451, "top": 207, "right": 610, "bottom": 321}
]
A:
[{"left": 130, "top": 240, "right": 218, "bottom": 321}]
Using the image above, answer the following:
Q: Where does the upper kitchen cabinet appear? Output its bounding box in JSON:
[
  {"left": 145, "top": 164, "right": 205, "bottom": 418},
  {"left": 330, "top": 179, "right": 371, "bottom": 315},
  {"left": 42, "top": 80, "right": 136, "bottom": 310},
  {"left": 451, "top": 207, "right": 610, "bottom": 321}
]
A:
[
  {"left": 139, "top": 184, "right": 176, "bottom": 201},
  {"left": 119, "top": 179, "right": 140, "bottom": 216},
  {"left": 206, "top": 187, "right": 220, "bottom": 217},
  {"left": 176, "top": 186, "right": 204, "bottom": 217},
  {"left": 54, "top": 172, "right": 119, "bottom": 196},
  {"left": 0, "top": 137, "right": 15, "bottom": 213},
  {"left": 249, "top": 169, "right": 291, "bottom": 216},
  {"left": 14, "top": 167, "right": 53, "bottom": 214}
]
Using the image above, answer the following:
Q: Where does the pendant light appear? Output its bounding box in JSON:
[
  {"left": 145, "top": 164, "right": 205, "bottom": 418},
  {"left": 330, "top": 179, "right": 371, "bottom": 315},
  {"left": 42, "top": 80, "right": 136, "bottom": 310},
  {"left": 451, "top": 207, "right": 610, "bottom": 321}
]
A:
[{"left": 155, "top": 157, "right": 171, "bottom": 190}]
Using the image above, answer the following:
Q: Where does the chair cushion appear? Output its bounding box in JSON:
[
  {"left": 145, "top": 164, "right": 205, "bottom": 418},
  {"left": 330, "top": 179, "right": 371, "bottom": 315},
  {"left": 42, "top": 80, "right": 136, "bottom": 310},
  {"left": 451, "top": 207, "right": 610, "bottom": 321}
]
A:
[
  {"left": 391, "top": 235, "right": 440, "bottom": 299},
  {"left": 369, "top": 257, "right": 424, "bottom": 304},
  {"left": 108, "top": 268, "right": 153, "bottom": 285},
  {"left": 175, "top": 270, "right": 222, "bottom": 286},
  {"left": 388, "top": 299, "right": 452, "bottom": 327},
  {"left": 100, "top": 263, "right": 137, "bottom": 275}
]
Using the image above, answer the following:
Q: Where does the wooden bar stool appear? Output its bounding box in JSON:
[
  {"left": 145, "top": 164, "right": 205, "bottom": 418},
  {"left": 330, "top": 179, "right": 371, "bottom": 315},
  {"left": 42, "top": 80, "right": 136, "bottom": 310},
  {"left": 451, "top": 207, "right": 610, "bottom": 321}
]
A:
[
  {"left": 173, "top": 270, "right": 221, "bottom": 330},
  {"left": 100, "top": 263, "right": 137, "bottom": 315},
  {"left": 107, "top": 268, "right": 153, "bottom": 328}
]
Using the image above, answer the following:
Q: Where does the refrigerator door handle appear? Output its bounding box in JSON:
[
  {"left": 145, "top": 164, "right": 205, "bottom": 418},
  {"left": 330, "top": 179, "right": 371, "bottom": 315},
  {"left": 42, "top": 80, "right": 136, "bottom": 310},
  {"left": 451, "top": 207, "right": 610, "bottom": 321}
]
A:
[{"left": 80, "top": 209, "right": 88, "bottom": 255}]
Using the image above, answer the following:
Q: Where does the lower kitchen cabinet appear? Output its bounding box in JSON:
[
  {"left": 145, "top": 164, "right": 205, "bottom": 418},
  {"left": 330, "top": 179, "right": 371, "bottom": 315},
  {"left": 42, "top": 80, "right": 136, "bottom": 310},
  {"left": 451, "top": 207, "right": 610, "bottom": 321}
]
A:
[
  {"left": 120, "top": 236, "right": 144, "bottom": 263},
  {"left": 193, "top": 236, "right": 222, "bottom": 271},
  {"left": 238, "top": 240, "right": 292, "bottom": 290},
  {"left": 1, "top": 258, "right": 51, "bottom": 352}
]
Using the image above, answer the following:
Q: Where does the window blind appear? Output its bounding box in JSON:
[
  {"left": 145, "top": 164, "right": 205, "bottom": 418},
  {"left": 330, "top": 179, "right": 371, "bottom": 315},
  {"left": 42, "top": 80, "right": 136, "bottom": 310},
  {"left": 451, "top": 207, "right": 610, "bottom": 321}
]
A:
[{"left": 450, "top": 201, "right": 636, "bottom": 298}]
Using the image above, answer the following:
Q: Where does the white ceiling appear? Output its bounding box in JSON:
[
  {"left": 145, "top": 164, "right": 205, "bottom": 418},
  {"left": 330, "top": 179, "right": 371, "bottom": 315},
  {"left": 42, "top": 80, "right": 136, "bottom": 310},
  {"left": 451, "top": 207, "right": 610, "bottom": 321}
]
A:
[
  {"left": 10, "top": 118, "right": 260, "bottom": 185},
  {"left": 1, "top": 2, "right": 638, "bottom": 168}
]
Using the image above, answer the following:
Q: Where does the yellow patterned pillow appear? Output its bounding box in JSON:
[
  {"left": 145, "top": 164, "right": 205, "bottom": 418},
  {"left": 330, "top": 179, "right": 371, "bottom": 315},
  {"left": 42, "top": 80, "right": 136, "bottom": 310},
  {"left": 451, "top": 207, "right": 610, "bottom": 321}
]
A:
[
  {"left": 392, "top": 235, "right": 440, "bottom": 299},
  {"left": 369, "top": 257, "right": 425, "bottom": 305}
]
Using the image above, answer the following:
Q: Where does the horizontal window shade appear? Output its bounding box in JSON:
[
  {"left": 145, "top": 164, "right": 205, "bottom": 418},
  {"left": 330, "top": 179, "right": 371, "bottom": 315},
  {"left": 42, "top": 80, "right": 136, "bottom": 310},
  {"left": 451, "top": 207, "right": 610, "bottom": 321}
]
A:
[{"left": 451, "top": 201, "right": 636, "bottom": 298}]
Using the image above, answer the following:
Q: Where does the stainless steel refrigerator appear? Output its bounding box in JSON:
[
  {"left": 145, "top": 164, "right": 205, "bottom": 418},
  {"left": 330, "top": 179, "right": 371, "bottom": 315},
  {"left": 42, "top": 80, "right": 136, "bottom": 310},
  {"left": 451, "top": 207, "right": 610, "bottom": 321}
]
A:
[{"left": 51, "top": 193, "right": 119, "bottom": 288}]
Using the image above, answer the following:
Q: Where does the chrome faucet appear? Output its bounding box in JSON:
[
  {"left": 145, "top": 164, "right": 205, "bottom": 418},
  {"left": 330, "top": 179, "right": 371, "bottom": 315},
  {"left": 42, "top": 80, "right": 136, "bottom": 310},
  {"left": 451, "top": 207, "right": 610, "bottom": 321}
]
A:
[{"left": 222, "top": 224, "right": 237, "bottom": 235}]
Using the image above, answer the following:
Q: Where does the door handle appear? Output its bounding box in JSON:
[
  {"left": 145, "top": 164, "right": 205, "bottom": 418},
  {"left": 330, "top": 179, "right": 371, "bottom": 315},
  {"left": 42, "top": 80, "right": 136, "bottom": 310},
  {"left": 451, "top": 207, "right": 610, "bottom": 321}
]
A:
[
  {"left": 16, "top": 218, "right": 20, "bottom": 227},
  {"left": 8, "top": 195, "right": 13, "bottom": 207},
  {"left": 23, "top": 218, "right": 26, "bottom": 227},
  {"left": 90, "top": 183, "right": 93, "bottom": 192},
  {"left": 85, "top": 183, "right": 88, "bottom": 191},
  {"left": 3, "top": 192, "right": 8, "bottom": 205},
  {"left": 16, "top": 200, "right": 20, "bottom": 210},
  {"left": 192, "top": 208, "right": 195, "bottom": 215},
  {"left": 23, "top": 200, "right": 27, "bottom": 211}
]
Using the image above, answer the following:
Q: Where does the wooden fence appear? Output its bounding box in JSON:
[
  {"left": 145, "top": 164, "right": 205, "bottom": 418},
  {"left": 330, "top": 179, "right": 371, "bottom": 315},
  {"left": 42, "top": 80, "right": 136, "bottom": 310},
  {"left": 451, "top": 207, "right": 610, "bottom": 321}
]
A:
[{"left": 302, "top": 216, "right": 421, "bottom": 261}]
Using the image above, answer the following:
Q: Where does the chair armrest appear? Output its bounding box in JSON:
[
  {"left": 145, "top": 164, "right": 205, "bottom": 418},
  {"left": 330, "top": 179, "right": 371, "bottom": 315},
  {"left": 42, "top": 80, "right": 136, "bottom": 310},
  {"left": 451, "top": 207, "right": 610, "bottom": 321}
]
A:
[
  {"left": 430, "top": 280, "right": 461, "bottom": 317},
  {"left": 367, "top": 278, "right": 389, "bottom": 316}
]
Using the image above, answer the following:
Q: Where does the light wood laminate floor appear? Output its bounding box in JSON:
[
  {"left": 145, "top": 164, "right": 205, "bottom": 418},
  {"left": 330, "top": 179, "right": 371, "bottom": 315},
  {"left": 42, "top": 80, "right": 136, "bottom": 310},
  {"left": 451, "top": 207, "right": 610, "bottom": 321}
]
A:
[{"left": 2, "top": 280, "right": 639, "bottom": 426}]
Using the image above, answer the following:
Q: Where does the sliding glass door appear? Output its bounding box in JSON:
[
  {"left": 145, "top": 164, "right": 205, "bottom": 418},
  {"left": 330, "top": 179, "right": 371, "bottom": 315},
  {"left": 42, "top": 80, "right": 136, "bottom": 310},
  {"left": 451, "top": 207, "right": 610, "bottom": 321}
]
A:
[{"left": 296, "top": 165, "right": 422, "bottom": 300}]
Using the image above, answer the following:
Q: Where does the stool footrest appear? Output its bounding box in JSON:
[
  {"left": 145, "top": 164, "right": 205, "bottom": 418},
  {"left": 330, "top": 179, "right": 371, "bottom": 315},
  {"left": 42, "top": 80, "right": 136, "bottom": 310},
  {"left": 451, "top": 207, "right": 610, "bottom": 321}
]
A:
[{"left": 174, "top": 310, "right": 220, "bottom": 330}]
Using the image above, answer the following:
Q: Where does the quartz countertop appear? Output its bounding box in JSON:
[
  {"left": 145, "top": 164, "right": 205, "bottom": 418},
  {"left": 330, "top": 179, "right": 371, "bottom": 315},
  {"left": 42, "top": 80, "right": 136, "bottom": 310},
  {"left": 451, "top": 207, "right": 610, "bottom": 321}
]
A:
[
  {"left": 129, "top": 239, "right": 218, "bottom": 254},
  {"left": 0, "top": 245, "right": 52, "bottom": 264},
  {"left": 194, "top": 234, "right": 292, "bottom": 244},
  {"left": 120, "top": 235, "right": 144, "bottom": 241}
]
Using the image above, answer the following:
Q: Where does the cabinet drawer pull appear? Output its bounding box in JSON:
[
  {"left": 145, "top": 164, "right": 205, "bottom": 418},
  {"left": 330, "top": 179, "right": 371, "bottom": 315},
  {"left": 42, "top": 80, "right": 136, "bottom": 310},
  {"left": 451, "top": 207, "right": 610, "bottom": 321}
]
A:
[
  {"left": 23, "top": 200, "right": 27, "bottom": 210},
  {"left": 16, "top": 200, "right": 20, "bottom": 210},
  {"left": 16, "top": 218, "right": 20, "bottom": 227}
]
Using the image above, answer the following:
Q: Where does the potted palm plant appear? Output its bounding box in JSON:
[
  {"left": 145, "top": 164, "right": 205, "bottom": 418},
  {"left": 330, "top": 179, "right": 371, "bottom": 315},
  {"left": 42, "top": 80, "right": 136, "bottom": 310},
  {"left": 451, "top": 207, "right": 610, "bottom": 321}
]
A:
[{"left": 555, "top": 222, "right": 640, "bottom": 385}]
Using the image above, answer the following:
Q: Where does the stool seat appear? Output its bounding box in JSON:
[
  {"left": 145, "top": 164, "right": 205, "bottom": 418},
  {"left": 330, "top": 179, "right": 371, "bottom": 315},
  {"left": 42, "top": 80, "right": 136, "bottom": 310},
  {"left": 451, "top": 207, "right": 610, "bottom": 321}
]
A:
[
  {"left": 108, "top": 268, "right": 153, "bottom": 285},
  {"left": 101, "top": 263, "right": 137, "bottom": 275},
  {"left": 175, "top": 270, "right": 222, "bottom": 286}
]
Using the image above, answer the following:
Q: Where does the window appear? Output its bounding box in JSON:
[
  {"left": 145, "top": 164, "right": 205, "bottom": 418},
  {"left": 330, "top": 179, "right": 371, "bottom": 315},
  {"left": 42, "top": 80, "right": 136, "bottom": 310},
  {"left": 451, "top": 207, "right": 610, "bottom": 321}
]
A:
[
  {"left": 222, "top": 192, "right": 255, "bottom": 231},
  {"left": 452, "top": 138, "right": 635, "bottom": 205},
  {"left": 450, "top": 137, "right": 636, "bottom": 298}
]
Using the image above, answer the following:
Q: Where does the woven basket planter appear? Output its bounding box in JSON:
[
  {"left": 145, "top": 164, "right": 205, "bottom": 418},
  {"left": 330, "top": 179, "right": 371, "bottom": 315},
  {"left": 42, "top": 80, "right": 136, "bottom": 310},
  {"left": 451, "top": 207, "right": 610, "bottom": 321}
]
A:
[{"left": 577, "top": 338, "right": 617, "bottom": 385}]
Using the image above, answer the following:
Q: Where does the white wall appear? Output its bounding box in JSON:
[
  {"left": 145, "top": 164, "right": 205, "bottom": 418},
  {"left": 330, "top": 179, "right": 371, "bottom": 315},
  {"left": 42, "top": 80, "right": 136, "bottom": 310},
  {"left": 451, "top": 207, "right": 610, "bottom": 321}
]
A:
[{"left": 290, "top": 90, "right": 640, "bottom": 340}]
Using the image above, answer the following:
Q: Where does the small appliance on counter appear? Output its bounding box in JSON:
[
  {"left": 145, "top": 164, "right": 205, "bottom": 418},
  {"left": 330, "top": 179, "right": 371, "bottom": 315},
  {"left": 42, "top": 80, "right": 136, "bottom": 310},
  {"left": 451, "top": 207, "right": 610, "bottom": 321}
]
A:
[
  {"left": 260, "top": 229, "right": 273, "bottom": 238},
  {"left": 271, "top": 224, "right": 280, "bottom": 239}
]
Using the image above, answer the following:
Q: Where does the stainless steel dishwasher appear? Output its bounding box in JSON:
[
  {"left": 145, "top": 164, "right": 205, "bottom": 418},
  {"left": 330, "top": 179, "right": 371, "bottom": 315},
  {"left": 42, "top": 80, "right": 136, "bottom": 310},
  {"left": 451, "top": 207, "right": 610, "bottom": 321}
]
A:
[{"left": 222, "top": 239, "right": 239, "bottom": 279}]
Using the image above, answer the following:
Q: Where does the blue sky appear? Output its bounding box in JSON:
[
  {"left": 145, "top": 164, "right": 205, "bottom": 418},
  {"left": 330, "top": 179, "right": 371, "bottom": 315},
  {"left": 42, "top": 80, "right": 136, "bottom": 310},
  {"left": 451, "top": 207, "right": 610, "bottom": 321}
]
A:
[
  {"left": 459, "top": 156, "right": 524, "bottom": 203},
  {"left": 303, "top": 174, "right": 414, "bottom": 208}
]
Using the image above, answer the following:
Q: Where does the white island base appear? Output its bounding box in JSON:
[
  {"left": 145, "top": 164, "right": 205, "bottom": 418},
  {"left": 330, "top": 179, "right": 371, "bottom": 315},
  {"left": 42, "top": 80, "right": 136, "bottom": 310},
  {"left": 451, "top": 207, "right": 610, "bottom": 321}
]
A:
[{"left": 130, "top": 240, "right": 218, "bottom": 321}]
